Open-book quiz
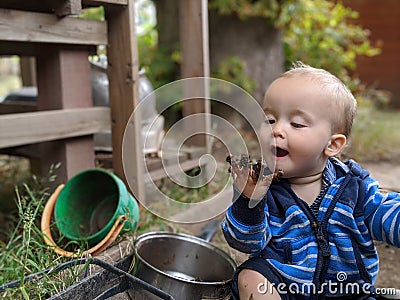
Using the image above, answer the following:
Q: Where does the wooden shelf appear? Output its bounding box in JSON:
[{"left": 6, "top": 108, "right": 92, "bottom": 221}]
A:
[
  {"left": 0, "top": 0, "right": 126, "bottom": 15},
  {"left": 0, "top": 0, "right": 82, "bottom": 15},
  {"left": 83, "top": 0, "right": 128, "bottom": 7},
  {"left": 0, "top": 107, "right": 110, "bottom": 148},
  {"left": 0, "top": 8, "right": 107, "bottom": 46}
]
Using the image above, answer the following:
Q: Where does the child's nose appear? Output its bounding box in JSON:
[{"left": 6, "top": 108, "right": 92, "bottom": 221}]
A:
[{"left": 272, "top": 122, "right": 285, "bottom": 138}]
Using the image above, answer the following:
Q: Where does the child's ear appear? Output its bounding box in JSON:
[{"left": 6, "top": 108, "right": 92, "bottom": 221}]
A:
[{"left": 325, "top": 134, "right": 347, "bottom": 157}]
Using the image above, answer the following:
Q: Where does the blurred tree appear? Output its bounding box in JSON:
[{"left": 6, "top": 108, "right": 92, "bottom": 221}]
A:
[
  {"left": 276, "top": 0, "right": 381, "bottom": 91},
  {"left": 211, "top": 0, "right": 381, "bottom": 92},
  {"left": 209, "top": 0, "right": 282, "bottom": 21}
]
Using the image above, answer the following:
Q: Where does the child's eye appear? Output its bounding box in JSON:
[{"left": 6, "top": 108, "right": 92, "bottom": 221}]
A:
[
  {"left": 265, "top": 119, "right": 275, "bottom": 125},
  {"left": 291, "top": 122, "right": 306, "bottom": 128}
]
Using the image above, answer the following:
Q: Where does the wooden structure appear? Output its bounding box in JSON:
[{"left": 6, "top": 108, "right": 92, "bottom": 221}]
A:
[
  {"left": 0, "top": 0, "right": 143, "bottom": 196},
  {"left": 180, "top": 0, "right": 211, "bottom": 151},
  {"left": 0, "top": 0, "right": 210, "bottom": 202}
]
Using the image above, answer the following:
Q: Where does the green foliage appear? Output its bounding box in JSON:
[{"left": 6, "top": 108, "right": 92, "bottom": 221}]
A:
[
  {"left": 212, "top": 56, "right": 257, "bottom": 93},
  {"left": 80, "top": 6, "right": 104, "bottom": 21},
  {"left": 276, "top": 0, "right": 381, "bottom": 91},
  {"left": 138, "top": 27, "right": 181, "bottom": 125},
  {"left": 135, "top": 1, "right": 179, "bottom": 89},
  {"left": 356, "top": 86, "right": 392, "bottom": 109},
  {"left": 139, "top": 44, "right": 181, "bottom": 90},
  {"left": 209, "top": 0, "right": 281, "bottom": 21}
]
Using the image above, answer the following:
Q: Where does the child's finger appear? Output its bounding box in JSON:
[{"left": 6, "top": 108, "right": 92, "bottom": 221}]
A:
[
  {"left": 232, "top": 172, "right": 237, "bottom": 181},
  {"left": 263, "top": 173, "right": 274, "bottom": 182},
  {"left": 232, "top": 161, "right": 246, "bottom": 176}
]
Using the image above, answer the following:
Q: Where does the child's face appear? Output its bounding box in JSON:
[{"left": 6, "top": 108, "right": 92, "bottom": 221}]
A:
[{"left": 261, "top": 76, "right": 337, "bottom": 179}]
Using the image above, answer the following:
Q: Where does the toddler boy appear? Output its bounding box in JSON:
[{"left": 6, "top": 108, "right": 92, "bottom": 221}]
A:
[{"left": 222, "top": 62, "right": 400, "bottom": 299}]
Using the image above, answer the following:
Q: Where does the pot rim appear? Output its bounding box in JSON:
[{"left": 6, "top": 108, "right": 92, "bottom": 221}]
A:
[{"left": 133, "top": 231, "right": 237, "bottom": 285}]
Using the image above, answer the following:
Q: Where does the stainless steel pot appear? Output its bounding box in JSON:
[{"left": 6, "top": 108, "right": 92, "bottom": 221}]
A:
[{"left": 131, "top": 232, "right": 236, "bottom": 300}]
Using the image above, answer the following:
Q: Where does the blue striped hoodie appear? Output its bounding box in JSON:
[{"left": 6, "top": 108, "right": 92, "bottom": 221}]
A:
[{"left": 222, "top": 158, "right": 400, "bottom": 298}]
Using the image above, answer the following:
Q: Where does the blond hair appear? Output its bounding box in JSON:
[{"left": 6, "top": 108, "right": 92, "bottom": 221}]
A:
[{"left": 280, "top": 62, "right": 357, "bottom": 137}]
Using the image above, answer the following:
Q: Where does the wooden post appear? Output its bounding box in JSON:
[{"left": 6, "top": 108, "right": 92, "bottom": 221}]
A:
[
  {"left": 55, "top": 0, "right": 82, "bottom": 17},
  {"left": 179, "top": 0, "right": 211, "bottom": 151},
  {"left": 19, "top": 57, "right": 36, "bottom": 87},
  {"left": 105, "top": 1, "right": 144, "bottom": 200},
  {"left": 36, "top": 47, "right": 94, "bottom": 185}
]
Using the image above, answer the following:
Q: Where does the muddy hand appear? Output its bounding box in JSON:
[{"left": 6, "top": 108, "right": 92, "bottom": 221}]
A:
[{"left": 227, "top": 155, "right": 272, "bottom": 200}]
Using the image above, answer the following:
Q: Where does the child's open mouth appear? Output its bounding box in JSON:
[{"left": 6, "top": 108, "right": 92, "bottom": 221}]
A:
[{"left": 272, "top": 146, "right": 289, "bottom": 158}]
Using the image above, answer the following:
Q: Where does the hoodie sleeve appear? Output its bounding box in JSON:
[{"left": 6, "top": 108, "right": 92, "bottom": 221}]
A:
[
  {"left": 221, "top": 186, "right": 271, "bottom": 254},
  {"left": 363, "top": 176, "right": 400, "bottom": 247}
]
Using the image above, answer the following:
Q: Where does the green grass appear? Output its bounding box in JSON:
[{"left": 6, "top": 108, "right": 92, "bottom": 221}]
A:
[
  {"left": 345, "top": 108, "right": 400, "bottom": 163},
  {"left": 0, "top": 168, "right": 90, "bottom": 300}
]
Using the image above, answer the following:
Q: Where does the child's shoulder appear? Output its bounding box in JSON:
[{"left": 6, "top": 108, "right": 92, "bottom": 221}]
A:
[{"left": 331, "top": 157, "right": 370, "bottom": 179}]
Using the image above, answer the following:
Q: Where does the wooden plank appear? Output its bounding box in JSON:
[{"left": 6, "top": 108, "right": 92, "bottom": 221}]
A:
[
  {"left": 0, "top": 0, "right": 67, "bottom": 14},
  {"left": 0, "top": 41, "right": 97, "bottom": 56},
  {"left": 105, "top": 2, "right": 144, "bottom": 200},
  {"left": 179, "top": 0, "right": 211, "bottom": 150},
  {"left": 0, "top": 144, "right": 41, "bottom": 159},
  {"left": 83, "top": 0, "right": 128, "bottom": 6},
  {"left": 179, "top": 0, "right": 210, "bottom": 78},
  {"left": 0, "top": 107, "right": 110, "bottom": 148},
  {"left": 0, "top": 0, "right": 126, "bottom": 13},
  {"left": 0, "top": 102, "right": 36, "bottom": 114},
  {"left": 0, "top": 8, "right": 107, "bottom": 45},
  {"left": 55, "top": 0, "right": 82, "bottom": 17},
  {"left": 19, "top": 57, "right": 37, "bottom": 86}
]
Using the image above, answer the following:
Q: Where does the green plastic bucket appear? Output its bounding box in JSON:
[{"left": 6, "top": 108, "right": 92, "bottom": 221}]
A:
[{"left": 54, "top": 169, "right": 139, "bottom": 246}]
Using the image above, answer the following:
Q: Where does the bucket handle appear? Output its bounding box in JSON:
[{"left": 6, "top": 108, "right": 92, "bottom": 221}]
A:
[{"left": 41, "top": 184, "right": 127, "bottom": 258}]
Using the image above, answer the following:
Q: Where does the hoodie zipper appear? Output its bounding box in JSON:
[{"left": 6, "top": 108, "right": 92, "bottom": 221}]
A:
[
  {"left": 287, "top": 174, "right": 352, "bottom": 299},
  {"left": 296, "top": 200, "right": 330, "bottom": 299}
]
